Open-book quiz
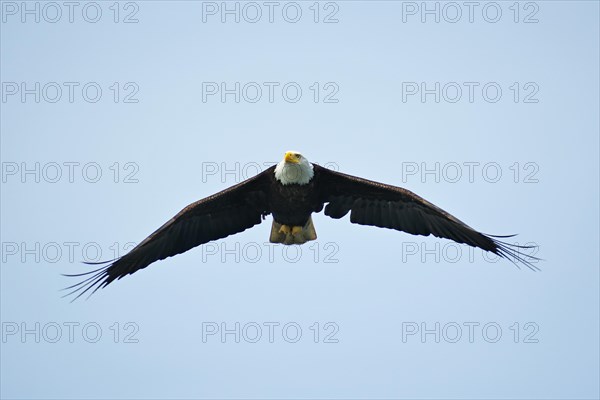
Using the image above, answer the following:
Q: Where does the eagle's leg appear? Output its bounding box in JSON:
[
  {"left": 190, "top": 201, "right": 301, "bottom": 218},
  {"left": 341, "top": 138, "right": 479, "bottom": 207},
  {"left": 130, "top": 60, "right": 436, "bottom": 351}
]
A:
[{"left": 270, "top": 217, "right": 317, "bottom": 245}]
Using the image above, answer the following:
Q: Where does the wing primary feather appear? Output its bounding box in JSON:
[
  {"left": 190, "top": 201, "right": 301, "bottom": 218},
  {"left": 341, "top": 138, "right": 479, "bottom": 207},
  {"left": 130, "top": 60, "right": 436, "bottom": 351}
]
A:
[
  {"left": 61, "top": 268, "right": 110, "bottom": 302},
  {"left": 60, "top": 270, "right": 107, "bottom": 291},
  {"left": 492, "top": 239, "right": 541, "bottom": 271},
  {"left": 80, "top": 258, "right": 118, "bottom": 265},
  {"left": 62, "top": 264, "right": 110, "bottom": 277}
]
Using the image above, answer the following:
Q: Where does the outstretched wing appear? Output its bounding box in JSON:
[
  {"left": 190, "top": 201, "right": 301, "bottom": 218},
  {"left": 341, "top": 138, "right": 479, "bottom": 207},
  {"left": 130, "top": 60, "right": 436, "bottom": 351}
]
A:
[
  {"left": 64, "top": 166, "right": 275, "bottom": 300},
  {"left": 314, "top": 165, "right": 539, "bottom": 270}
]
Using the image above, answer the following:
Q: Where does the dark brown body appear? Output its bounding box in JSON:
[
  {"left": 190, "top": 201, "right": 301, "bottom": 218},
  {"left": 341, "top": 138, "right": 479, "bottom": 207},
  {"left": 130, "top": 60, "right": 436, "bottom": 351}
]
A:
[{"left": 267, "top": 171, "right": 324, "bottom": 227}]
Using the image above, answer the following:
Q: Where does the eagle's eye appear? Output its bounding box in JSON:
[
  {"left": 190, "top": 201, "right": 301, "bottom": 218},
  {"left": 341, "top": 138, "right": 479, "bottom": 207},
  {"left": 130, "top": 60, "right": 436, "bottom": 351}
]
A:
[{"left": 296, "top": 154, "right": 301, "bottom": 158}]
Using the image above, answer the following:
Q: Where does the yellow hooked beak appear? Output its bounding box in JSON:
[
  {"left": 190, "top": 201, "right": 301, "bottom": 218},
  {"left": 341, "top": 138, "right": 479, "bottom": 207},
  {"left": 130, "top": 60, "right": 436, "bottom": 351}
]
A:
[{"left": 284, "top": 151, "right": 300, "bottom": 164}]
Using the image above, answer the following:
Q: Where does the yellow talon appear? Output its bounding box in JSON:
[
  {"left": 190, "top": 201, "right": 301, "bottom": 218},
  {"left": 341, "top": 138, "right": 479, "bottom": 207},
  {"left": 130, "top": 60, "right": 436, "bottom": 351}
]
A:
[
  {"left": 279, "top": 225, "right": 291, "bottom": 235},
  {"left": 291, "top": 226, "right": 303, "bottom": 236}
]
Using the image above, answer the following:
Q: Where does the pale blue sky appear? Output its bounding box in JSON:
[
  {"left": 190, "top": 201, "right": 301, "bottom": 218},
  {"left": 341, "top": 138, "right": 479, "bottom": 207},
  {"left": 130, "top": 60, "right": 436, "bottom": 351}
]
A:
[{"left": 1, "top": 1, "right": 599, "bottom": 399}]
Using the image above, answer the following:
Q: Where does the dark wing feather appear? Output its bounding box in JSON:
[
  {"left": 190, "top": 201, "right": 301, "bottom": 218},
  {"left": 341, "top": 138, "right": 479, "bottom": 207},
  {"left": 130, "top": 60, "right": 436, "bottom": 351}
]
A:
[
  {"left": 314, "top": 165, "right": 539, "bottom": 270},
  {"left": 64, "top": 167, "right": 274, "bottom": 300}
]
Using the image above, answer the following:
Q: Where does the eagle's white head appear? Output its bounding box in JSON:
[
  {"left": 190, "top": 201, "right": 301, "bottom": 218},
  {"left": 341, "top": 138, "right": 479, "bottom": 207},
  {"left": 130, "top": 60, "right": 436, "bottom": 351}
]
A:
[{"left": 274, "top": 150, "right": 314, "bottom": 185}]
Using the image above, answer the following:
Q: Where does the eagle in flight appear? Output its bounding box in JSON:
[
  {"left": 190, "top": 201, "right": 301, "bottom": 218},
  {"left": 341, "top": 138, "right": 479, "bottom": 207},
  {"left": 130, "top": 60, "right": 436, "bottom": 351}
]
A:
[{"left": 65, "top": 151, "right": 538, "bottom": 300}]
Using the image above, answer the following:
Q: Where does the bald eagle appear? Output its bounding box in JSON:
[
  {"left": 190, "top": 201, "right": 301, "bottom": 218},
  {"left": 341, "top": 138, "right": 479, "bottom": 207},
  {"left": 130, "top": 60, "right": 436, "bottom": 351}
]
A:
[{"left": 65, "top": 151, "right": 538, "bottom": 300}]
